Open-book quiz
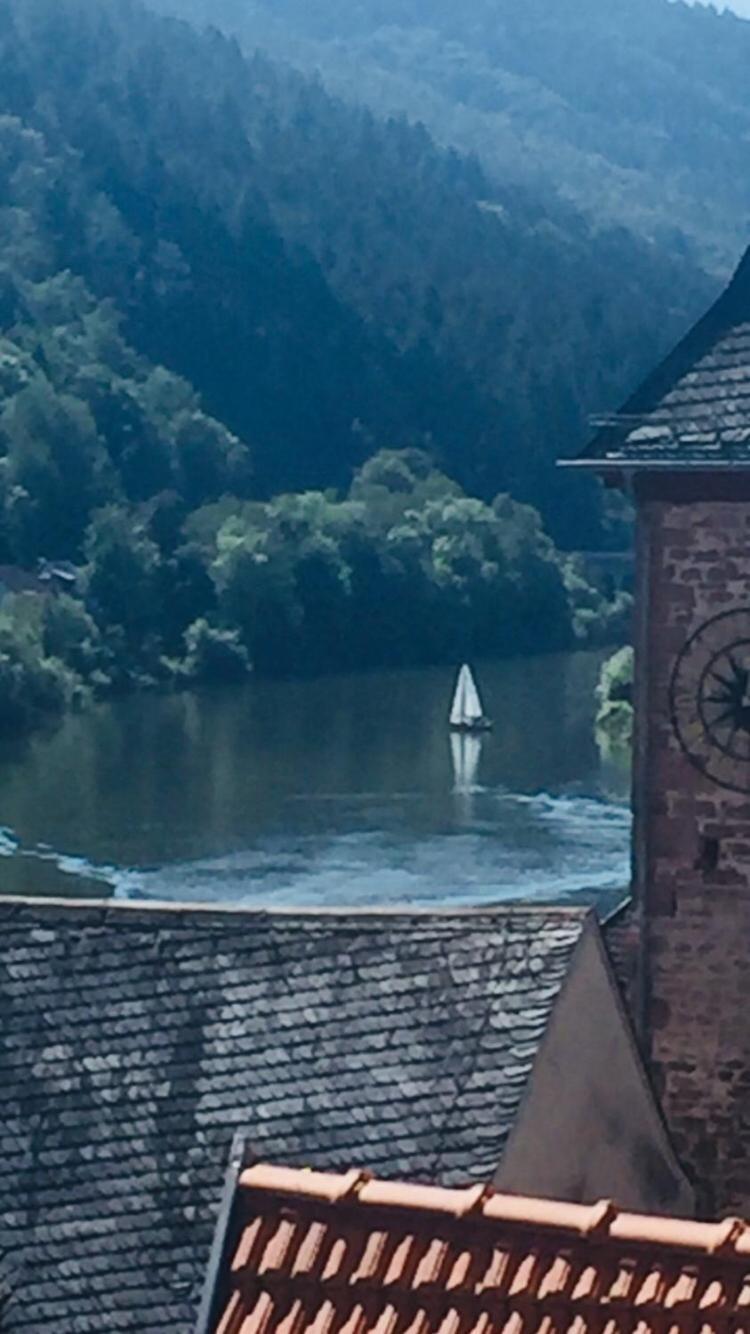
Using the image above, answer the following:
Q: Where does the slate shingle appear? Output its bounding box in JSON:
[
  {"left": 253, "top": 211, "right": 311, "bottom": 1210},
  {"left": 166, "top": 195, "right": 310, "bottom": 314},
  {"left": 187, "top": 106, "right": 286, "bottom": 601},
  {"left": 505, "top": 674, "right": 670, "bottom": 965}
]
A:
[
  {"left": 575, "top": 246, "right": 750, "bottom": 467},
  {"left": 0, "top": 897, "right": 588, "bottom": 1332}
]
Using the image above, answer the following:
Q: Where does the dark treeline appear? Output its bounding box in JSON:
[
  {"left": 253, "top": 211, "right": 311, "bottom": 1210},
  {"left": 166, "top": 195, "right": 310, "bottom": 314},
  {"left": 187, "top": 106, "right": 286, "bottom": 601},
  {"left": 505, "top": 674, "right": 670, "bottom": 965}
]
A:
[{"left": 0, "top": 445, "right": 628, "bottom": 733}]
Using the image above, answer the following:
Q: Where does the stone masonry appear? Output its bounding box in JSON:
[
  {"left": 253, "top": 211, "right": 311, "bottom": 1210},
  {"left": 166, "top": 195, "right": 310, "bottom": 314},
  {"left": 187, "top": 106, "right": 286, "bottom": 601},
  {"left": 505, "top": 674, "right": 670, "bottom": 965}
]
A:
[
  {"left": 570, "top": 244, "right": 750, "bottom": 1217},
  {"left": 633, "top": 484, "right": 750, "bottom": 1216}
]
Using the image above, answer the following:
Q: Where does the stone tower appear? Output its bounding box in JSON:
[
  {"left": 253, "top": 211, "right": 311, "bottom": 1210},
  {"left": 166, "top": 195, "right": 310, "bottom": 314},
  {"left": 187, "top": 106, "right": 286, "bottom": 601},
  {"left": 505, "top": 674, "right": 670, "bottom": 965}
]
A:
[{"left": 568, "top": 249, "right": 750, "bottom": 1216}]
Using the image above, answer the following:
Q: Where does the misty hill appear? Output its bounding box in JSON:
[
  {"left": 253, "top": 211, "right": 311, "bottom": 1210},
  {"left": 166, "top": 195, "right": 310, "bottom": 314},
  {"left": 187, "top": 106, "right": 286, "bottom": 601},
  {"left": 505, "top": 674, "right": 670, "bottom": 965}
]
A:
[
  {"left": 159, "top": 0, "right": 750, "bottom": 273},
  {"left": 0, "top": 0, "right": 714, "bottom": 548}
]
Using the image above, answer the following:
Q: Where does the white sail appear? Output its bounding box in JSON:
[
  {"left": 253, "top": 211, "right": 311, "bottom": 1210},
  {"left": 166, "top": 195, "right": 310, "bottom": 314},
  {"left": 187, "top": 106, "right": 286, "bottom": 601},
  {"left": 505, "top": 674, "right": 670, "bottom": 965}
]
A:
[{"left": 450, "top": 664, "right": 484, "bottom": 726}]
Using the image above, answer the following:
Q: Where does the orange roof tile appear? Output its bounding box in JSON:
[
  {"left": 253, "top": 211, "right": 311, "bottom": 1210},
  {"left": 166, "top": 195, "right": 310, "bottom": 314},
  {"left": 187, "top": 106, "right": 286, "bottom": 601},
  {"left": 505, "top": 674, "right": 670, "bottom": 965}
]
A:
[{"left": 208, "top": 1165, "right": 750, "bottom": 1334}]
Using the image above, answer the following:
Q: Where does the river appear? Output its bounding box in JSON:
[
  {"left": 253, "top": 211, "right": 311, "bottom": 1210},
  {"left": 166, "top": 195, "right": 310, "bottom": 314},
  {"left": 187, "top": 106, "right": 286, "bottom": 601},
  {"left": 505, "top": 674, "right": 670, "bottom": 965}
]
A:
[{"left": 0, "top": 650, "right": 631, "bottom": 910}]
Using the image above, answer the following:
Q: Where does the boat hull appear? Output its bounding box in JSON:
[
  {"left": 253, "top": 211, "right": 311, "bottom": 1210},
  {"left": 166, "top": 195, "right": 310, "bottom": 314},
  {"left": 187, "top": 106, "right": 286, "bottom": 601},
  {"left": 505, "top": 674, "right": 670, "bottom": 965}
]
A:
[{"left": 449, "top": 719, "right": 493, "bottom": 734}]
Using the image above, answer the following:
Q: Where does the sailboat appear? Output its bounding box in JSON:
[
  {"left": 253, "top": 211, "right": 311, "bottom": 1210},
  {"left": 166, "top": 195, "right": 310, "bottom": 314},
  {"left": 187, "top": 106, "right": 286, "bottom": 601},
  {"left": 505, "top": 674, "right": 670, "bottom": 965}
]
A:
[{"left": 449, "top": 663, "right": 492, "bottom": 733}]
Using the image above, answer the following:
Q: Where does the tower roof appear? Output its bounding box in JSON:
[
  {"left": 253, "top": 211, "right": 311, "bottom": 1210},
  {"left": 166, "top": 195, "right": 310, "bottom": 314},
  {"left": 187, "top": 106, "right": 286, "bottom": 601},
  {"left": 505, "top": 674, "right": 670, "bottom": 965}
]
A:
[{"left": 569, "top": 247, "right": 750, "bottom": 473}]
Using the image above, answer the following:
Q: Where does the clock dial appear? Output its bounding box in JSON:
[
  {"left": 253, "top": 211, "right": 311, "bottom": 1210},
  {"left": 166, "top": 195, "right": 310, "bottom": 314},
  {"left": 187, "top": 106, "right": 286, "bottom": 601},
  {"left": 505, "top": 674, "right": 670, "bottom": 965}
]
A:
[{"left": 670, "top": 608, "right": 750, "bottom": 793}]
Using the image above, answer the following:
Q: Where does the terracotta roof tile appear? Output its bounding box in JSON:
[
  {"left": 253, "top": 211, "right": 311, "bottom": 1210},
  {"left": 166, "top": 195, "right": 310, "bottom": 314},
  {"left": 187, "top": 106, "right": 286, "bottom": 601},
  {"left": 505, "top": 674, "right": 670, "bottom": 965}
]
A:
[{"left": 210, "top": 1165, "right": 750, "bottom": 1334}]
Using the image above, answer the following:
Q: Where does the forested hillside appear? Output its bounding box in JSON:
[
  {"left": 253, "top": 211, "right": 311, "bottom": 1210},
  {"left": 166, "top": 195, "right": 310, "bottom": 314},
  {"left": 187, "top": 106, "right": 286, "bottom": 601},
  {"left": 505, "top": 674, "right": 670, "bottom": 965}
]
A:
[
  {"left": 0, "top": 0, "right": 636, "bottom": 730},
  {"left": 0, "top": 0, "right": 719, "bottom": 728},
  {"left": 0, "top": 0, "right": 713, "bottom": 544},
  {"left": 0, "top": 4, "right": 489, "bottom": 506},
  {"left": 159, "top": 0, "right": 750, "bottom": 271}
]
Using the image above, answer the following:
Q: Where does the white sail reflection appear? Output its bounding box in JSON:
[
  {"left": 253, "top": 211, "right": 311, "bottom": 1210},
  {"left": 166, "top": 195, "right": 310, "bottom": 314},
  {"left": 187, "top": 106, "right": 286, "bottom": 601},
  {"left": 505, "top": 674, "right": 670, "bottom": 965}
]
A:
[
  {"left": 450, "top": 730, "right": 483, "bottom": 825},
  {"left": 450, "top": 731, "right": 481, "bottom": 789}
]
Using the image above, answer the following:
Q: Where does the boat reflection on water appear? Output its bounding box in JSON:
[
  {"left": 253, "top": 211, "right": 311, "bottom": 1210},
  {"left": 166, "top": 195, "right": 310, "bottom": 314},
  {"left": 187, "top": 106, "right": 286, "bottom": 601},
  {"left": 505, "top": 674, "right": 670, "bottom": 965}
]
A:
[{"left": 450, "top": 729, "right": 483, "bottom": 822}]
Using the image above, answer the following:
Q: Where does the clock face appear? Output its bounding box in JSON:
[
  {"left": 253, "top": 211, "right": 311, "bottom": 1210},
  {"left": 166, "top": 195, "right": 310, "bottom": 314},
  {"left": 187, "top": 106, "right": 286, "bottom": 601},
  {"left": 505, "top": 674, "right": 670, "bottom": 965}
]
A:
[{"left": 670, "top": 607, "right": 750, "bottom": 793}]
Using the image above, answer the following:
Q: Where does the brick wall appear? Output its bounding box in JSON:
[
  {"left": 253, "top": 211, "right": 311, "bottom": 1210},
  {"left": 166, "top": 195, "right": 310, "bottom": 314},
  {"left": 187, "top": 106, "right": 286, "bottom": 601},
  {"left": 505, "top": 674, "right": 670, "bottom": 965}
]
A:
[{"left": 635, "top": 492, "right": 750, "bottom": 1216}]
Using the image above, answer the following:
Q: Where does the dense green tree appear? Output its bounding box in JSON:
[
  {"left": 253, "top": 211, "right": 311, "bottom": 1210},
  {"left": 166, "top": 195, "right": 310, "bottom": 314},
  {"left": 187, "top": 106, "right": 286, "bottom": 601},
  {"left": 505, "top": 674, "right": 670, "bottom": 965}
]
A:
[
  {"left": 0, "top": 594, "right": 85, "bottom": 732},
  {"left": 174, "top": 412, "right": 252, "bottom": 508},
  {"left": 182, "top": 617, "right": 250, "bottom": 685},
  {"left": 596, "top": 645, "right": 634, "bottom": 757},
  {"left": 84, "top": 506, "right": 163, "bottom": 658},
  {"left": 42, "top": 594, "right": 108, "bottom": 682},
  {"left": 2, "top": 378, "right": 113, "bottom": 558}
]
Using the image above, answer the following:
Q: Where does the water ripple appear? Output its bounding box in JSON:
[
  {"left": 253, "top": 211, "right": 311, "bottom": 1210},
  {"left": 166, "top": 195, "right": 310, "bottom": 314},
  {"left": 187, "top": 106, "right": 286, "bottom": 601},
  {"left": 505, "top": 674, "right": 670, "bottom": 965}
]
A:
[{"left": 0, "top": 789, "right": 631, "bottom": 912}]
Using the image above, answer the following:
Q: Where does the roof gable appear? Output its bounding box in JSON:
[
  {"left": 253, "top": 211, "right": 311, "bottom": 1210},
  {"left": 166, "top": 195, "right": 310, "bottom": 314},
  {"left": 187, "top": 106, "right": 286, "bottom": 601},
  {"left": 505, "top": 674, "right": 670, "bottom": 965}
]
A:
[
  {"left": 209, "top": 1162, "right": 750, "bottom": 1334},
  {"left": 574, "top": 246, "right": 750, "bottom": 470},
  {"left": 0, "top": 897, "right": 588, "bottom": 1332}
]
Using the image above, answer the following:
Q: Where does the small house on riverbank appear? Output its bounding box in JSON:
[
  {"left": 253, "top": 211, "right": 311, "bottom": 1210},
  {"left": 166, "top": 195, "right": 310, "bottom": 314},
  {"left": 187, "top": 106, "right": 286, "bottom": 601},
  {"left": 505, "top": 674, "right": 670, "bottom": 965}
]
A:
[
  {"left": 0, "top": 896, "right": 687, "bottom": 1331},
  {"left": 0, "top": 561, "right": 78, "bottom": 605}
]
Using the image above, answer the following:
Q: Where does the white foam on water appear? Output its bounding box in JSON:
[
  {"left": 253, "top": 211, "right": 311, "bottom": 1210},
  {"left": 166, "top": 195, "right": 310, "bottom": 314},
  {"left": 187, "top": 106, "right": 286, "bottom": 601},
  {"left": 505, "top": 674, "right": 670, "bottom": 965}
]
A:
[
  {"left": 0, "top": 790, "right": 631, "bottom": 910},
  {"left": 0, "top": 827, "right": 19, "bottom": 858}
]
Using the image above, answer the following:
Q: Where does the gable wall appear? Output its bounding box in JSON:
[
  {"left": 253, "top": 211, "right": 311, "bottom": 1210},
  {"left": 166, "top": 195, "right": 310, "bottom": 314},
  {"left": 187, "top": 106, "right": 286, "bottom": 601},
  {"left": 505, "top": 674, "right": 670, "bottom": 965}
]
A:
[{"left": 494, "top": 926, "right": 694, "bottom": 1216}]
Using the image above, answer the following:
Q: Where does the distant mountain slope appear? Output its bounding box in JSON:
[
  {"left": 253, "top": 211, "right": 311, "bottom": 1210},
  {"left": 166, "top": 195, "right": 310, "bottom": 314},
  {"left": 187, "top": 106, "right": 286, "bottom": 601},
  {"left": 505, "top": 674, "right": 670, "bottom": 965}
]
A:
[
  {"left": 0, "top": 0, "right": 714, "bottom": 545},
  {"left": 159, "top": 0, "right": 750, "bottom": 272},
  {"left": 0, "top": 0, "right": 505, "bottom": 506}
]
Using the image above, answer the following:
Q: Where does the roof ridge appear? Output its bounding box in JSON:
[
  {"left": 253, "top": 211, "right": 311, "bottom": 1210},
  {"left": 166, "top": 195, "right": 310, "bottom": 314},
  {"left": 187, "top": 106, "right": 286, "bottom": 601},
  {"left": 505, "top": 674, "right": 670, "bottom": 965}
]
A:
[
  {"left": 725, "top": 244, "right": 750, "bottom": 311},
  {"left": 0, "top": 894, "right": 593, "bottom": 924},
  {"left": 237, "top": 1164, "right": 750, "bottom": 1258}
]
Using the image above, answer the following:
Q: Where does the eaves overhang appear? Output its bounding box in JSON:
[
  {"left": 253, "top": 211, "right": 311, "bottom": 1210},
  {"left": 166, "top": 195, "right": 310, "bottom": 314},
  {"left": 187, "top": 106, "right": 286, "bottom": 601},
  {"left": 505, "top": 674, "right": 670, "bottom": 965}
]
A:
[{"left": 559, "top": 457, "right": 750, "bottom": 471}]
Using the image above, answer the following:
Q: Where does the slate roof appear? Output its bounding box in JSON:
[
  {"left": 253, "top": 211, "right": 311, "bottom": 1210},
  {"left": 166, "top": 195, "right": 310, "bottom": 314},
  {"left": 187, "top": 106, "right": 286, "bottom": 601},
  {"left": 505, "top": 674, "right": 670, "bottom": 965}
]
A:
[
  {"left": 0, "top": 896, "right": 589, "bottom": 1334},
  {"left": 570, "top": 246, "right": 750, "bottom": 470},
  {"left": 208, "top": 1162, "right": 750, "bottom": 1334}
]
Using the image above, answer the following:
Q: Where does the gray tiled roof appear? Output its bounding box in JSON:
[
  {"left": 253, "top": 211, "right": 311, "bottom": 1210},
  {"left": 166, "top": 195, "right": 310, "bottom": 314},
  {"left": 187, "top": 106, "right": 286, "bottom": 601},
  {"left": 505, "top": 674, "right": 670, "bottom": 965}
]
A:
[
  {"left": 0, "top": 897, "right": 588, "bottom": 1333},
  {"left": 576, "top": 247, "right": 750, "bottom": 468}
]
